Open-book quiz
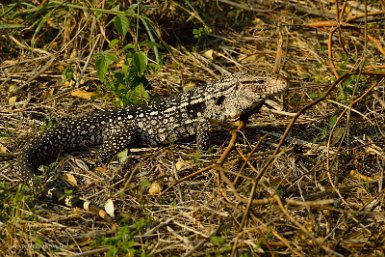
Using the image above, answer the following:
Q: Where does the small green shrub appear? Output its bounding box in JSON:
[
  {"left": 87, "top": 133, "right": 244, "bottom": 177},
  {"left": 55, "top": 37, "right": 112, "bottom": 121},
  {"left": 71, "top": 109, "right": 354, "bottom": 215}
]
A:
[
  {"left": 94, "top": 4, "right": 161, "bottom": 107},
  {"left": 98, "top": 217, "right": 151, "bottom": 256}
]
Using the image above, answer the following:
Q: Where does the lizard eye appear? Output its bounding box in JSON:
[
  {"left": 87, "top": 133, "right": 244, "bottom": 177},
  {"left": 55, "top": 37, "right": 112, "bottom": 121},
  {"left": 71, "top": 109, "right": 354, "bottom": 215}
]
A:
[{"left": 214, "top": 95, "right": 225, "bottom": 105}]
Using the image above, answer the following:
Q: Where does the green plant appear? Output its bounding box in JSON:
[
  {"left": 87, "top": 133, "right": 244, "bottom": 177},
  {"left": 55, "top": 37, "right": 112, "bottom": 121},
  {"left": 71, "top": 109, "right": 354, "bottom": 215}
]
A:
[
  {"left": 1, "top": 183, "right": 35, "bottom": 221},
  {"left": 95, "top": 3, "right": 161, "bottom": 107},
  {"left": 2, "top": 1, "right": 162, "bottom": 108},
  {"left": 209, "top": 234, "right": 231, "bottom": 254},
  {"left": 43, "top": 114, "right": 56, "bottom": 130},
  {"left": 98, "top": 218, "right": 151, "bottom": 256},
  {"left": 63, "top": 67, "right": 75, "bottom": 82},
  {"left": 192, "top": 25, "right": 211, "bottom": 41}
]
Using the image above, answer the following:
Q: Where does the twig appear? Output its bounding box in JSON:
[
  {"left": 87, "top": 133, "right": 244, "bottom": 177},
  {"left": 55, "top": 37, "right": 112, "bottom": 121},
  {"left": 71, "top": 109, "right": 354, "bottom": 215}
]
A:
[{"left": 171, "top": 120, "right": 246, "bottom": 188}]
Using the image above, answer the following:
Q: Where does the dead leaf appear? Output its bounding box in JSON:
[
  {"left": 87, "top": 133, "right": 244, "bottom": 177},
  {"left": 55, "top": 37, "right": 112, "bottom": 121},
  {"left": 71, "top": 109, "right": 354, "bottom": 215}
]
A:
[
  {"left": 63, "top": 173, "right": 78, "bottom": 187},
  {"left": 104, "top": 199, "right": 115, "bottom": 218},
  {"left": 149, "top": 182, "right": 162, "bottom": 195},
  {"left": 70, "top": 89, "right": 97, "bottom": 100},
  {"left": 183, "top": 82, "right": 196, "bottom": 92},
  {"left": 0, "top": 143, "right": 7, "bottom": 153},
  {"left": 349, "top": 169, "right": 373, "bottom": 182},
  {"left": 117, "top": 149, "right": 128, "bottom": 164},
  {"left": 8, "top": 96, "right": 17, "bottom": 106},
  {"left": 238, "top": 54, "right": 265, "bottom": 63},
  {"left": 175, "top": 160, "right": 192, "bottom": 171},
  {"left": 203, "top": 49, "right": 214, "bottom": 60}
]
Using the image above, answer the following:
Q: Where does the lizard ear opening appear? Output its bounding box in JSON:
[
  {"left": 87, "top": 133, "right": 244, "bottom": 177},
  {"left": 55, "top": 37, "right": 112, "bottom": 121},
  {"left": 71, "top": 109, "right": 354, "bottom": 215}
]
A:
[{"left": 214, "top": 95, "right": 225, "bottom": 105}]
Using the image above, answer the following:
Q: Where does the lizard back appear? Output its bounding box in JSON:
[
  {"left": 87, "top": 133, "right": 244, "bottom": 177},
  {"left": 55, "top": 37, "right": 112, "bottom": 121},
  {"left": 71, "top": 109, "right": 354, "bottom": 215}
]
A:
[{"left": 13, "top": 74, "right": 288, "bottom": 218}]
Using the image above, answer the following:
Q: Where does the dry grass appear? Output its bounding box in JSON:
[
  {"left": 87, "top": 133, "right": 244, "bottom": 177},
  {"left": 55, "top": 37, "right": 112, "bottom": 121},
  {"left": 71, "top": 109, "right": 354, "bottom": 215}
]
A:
[{"left": 1, "top": 0, "right": 385, "bottom": 256}]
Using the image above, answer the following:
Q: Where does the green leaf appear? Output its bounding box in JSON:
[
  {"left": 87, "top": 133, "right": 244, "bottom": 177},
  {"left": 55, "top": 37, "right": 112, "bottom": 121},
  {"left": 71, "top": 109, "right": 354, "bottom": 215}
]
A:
[
  {"left": 329, "top": 115, "right": 337, "bottom": 127},
  {"left": 0, "top": 24, "right": 25, "bottom": 29},
  {"left": 308, "top": 92, "right": 319, "bottom": 100},
  {"left": 106, "top": 246, "right": 118, "bottom": 257},
  {"left": 95, "top": 58, "right": 107, "bottom": 82},
  {"left": 32, "top": 9, "right": 53, "bottom": 46},
  {"left": 117, "top": 149, "right": 128, "bottom": 164},
  {"left": 148, "top": 62, "right": 160, "bottom": 73},
  {"left": 127, "top": 83, "right": 150, "bottom": 104},
  {"left": 95, "top": 53, "right": 118, "bottom": 83},
  {"left": 210, "top": 236, "right": 226, "bottom": 246},
  {"left": 133, "top": 51, "right": 148, "bottom": 76},
  {"left": 122, "top": 43, "right": 136, "bottom": 51},
  {"left": 63, "top": 68, "right": 74, "bottom": 81},
  {"left": 114, "top": 14, "right": 130, "bottom": 38},
  {"left": 109, "top": 39, "right": 119, "bottom": 48},
  {"left": 95, "top": 10, "right": 103, "bottom": 19}
]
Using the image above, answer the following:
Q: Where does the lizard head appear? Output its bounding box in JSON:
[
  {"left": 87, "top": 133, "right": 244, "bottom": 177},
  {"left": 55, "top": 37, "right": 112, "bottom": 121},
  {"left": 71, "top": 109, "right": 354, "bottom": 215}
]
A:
[
  {"left": 236, "top": 75, "right": 288, "bottom": 97},
  {"left": 224, "top": 75, "right": 289, "bottom": 120}
]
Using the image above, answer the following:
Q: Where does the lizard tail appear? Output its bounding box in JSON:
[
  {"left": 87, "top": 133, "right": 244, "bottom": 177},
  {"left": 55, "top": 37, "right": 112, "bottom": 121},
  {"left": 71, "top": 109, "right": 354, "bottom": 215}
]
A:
[{"left": 43, "top": 184, "right": 116, "bottom": 225}]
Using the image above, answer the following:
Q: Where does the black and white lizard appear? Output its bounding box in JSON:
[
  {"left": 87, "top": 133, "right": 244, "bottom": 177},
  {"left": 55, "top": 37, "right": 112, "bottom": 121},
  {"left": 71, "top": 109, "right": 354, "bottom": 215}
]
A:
[{"left": 1, "top": 74, "right": 288, "bottom": 221}]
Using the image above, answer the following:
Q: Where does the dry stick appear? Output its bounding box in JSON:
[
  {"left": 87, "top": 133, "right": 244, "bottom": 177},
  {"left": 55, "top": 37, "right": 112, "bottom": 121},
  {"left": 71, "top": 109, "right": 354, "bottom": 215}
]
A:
[
  {"left": 217, "top": 0, "right": 273, "bottom": 13},
  {"left": 271, "top": 229, "right": 305, "bottom": 257},
  {"left": 346, "top": 10, "right": 385, "bottom": 22},
  {"left": 328, "top": 26, "right": 340, "bottom": 78},
  {"left": 336, "top": 2, "right": 352, "bottom": 63},
  {"left": 339, "top": 0, "right": 348, "bottom": 18},
  {"left": 172, "top": 120, "right": 246, "bottom": 186},
  {"left": 168, "top": 122, "right": 248, "bottom": 254},
  {"left": 334, "top": 0, "right": 340, "bottom": 22},
  {"left": 216, "top": 120, "right": 246, "bottom": 165},
  {"left": 306, "top": 21, "right": 385, "bottom": 58},
  {"left": 235, "top": 147, "right": 262, "bottom": 175},
  {"left": 229, "top": 140, "right": 274, "bottom": 256},
  {"left": 367, "top": 35, "right": 385, "bottom": 56},
  {"left": 233, "top": 135, "right": 268, "bottom": 186},
  {"left": 218, "top": 168, "right": 248, "bottom": 204},
  {"left": 77, "top": 34, "right": 100, "bottom": 87},
  {"left": 328, "top": 1, "right": 343, "bottom": 77},
  {"left": 306, "top": 21, "right": 359, "bottom": 29},
  {"left": 311, "top": 19, "right": 385, "bottom": 78},
  {"left": 272, "top": 32, "right": 284, "bottom": 75},
  {"left": 230, "top": 151, "right": 284, "bottom": 256},
  {"left": 334, "top": 0, "right": 345, "bottom": 60}
]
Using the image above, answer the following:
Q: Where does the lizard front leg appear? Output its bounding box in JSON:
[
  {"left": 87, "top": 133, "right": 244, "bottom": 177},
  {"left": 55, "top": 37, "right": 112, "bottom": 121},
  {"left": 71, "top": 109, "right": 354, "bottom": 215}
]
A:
[
  {"left": 98, "top": 121, "right": 136, "bottom": 163},
  {"left": 196, "top": 119, "right": 214, "bottom": 150}
]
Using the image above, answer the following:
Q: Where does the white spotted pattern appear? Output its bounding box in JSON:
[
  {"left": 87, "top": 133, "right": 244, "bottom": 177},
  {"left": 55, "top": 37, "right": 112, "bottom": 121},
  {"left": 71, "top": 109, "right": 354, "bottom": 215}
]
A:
[{"left": 17, "top": 74, "right": 288, "bottom": 208}]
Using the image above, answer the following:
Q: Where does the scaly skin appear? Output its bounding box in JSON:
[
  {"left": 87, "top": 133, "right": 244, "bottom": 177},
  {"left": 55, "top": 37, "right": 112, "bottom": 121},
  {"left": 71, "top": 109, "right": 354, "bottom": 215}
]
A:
[{"left": 8, "top": 74, "right": 289, "bottom": 221}]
